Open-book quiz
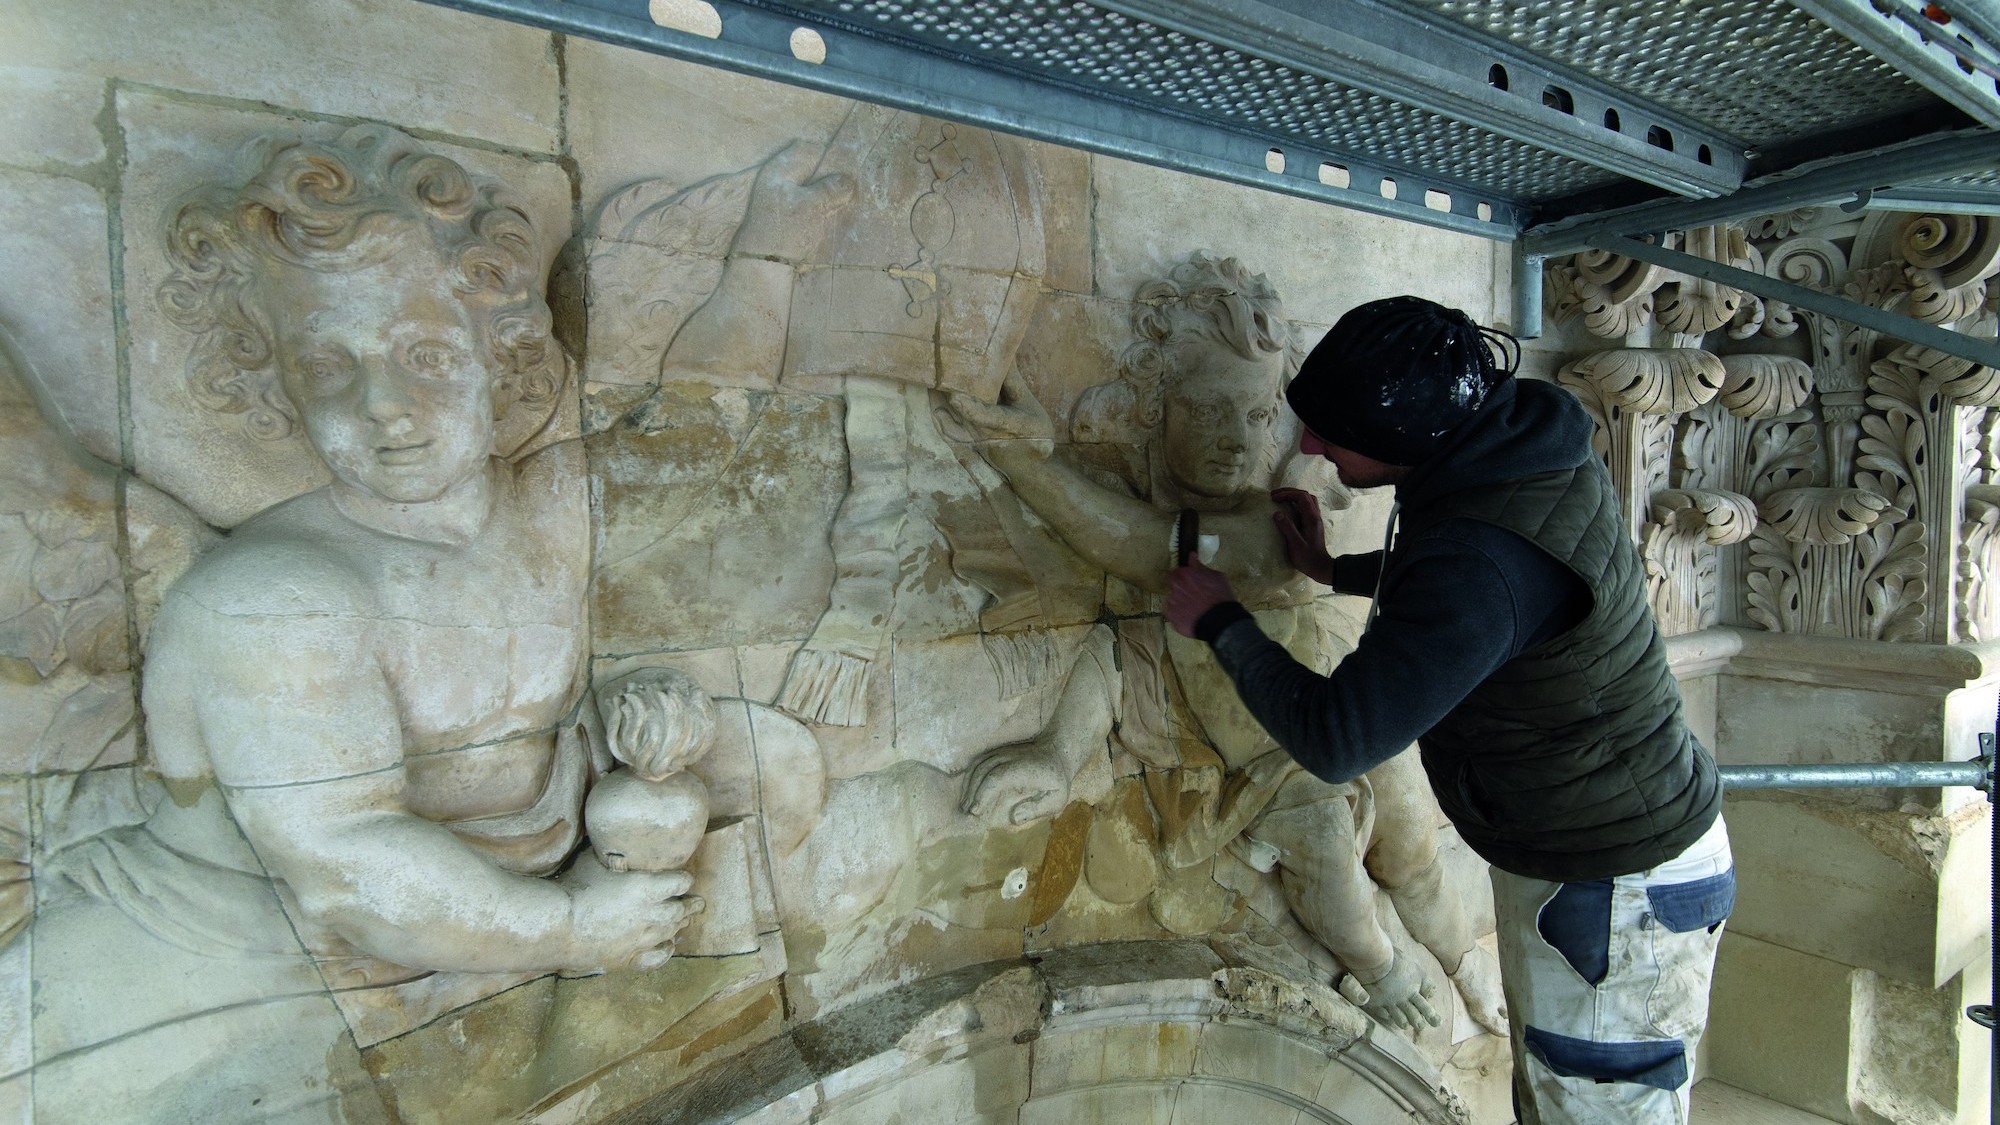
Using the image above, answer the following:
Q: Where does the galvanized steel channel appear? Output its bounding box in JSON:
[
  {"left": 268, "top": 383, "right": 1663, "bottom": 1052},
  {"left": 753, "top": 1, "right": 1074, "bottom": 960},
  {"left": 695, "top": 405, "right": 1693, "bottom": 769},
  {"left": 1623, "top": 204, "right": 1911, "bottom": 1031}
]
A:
[{"left": 421, "top": 0, "right": 1528, "bottom": 237}]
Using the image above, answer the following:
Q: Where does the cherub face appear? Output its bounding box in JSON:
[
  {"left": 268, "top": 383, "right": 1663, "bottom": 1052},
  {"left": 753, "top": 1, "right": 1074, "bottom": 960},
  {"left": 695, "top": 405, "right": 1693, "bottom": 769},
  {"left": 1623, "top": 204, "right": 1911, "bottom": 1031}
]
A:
[
  {"left": 263, "top": 249, "right": 496, "bottom": 505},
  {"left": 1160, "top": 336, "right": 1284, "bottom": 501}
]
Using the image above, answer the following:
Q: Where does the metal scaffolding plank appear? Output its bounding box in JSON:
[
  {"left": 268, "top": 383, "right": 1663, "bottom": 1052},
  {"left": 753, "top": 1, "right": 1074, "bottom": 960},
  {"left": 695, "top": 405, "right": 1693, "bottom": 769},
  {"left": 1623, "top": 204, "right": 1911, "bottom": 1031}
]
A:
[
  {"left": 1791, "top": 0, "right": 2000, "bottom": 129},
  {"left": 1523, "top": 128, "right": 2000, "bottom": 257},
  {"left": 1589, "top": 233, "right": 2000, "bottom": 371},
  {"left": 418, "top": 0, "right": 1525, "bottom": 239},
  {"left": 1093, "top": 0, "right": 1747, "bottom": 197}
]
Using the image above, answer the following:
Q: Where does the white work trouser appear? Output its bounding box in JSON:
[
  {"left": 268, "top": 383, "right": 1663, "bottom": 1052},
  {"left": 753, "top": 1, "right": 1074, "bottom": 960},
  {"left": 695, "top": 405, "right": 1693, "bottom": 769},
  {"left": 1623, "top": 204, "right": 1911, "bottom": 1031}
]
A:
[{"left": 1489, "top": 816, "right": 1733, "bottom": 1125}]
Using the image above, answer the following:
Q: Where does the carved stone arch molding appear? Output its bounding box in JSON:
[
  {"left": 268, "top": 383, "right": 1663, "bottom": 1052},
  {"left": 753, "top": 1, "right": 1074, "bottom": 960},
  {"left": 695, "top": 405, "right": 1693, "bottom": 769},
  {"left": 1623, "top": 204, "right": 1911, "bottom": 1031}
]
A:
[{"left": 587, "top": 944, "right": 1468, "bottom": 1125}]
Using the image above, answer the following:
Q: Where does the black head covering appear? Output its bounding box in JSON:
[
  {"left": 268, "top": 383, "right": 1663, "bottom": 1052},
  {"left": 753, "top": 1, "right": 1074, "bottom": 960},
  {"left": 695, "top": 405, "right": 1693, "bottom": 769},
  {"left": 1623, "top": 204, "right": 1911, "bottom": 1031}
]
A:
[{"left": 1286, "top": 295, "right": 1519, "bottom": 467}]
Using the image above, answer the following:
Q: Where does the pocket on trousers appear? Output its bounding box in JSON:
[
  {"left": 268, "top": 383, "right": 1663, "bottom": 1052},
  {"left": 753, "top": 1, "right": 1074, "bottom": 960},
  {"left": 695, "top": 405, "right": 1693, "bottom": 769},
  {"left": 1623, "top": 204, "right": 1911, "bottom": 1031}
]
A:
[
  {"left": 1646, "top": 869, "right": 1735, "bottom": 933},
  {"left": 1536, "top": 879, "right": 1614, "bottom": 986},
  {"left": 1522, "top": 1025, "right": 1689, "bottom": 1092}
]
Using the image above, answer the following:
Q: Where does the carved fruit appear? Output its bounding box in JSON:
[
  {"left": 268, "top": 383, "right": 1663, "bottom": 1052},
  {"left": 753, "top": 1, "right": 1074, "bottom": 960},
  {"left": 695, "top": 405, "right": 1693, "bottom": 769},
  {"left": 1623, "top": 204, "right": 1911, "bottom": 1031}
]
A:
[{"left": 585, "top": 769, "right": 709, "bottom": 873}]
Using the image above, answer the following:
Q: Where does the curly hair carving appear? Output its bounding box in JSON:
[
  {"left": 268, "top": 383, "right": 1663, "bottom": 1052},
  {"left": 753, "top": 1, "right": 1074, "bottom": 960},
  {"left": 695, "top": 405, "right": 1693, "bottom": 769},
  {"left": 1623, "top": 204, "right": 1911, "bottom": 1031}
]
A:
[{"left": 157, "top": 126, "right": 561, "bottom": 442}]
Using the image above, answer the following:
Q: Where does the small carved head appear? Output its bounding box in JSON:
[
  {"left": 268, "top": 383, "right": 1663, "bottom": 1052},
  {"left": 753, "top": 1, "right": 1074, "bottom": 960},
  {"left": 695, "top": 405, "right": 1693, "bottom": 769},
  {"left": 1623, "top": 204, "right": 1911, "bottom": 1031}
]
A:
[
  {"left": 1093, "top": 253, "right": 1300, "bottom": 501},
  {"left": 158, "top": 127, "right": 562, "bottom": 496},
  {"left": 598, "top": 667, "right": 717, "bottom": 782}
]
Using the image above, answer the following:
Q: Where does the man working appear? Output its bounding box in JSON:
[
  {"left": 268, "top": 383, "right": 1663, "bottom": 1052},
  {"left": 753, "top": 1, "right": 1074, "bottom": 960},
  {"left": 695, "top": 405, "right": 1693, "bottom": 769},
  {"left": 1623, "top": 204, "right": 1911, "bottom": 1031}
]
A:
[{"left": 1164, "top": 295, "right": 1732, "bottom": 1125}]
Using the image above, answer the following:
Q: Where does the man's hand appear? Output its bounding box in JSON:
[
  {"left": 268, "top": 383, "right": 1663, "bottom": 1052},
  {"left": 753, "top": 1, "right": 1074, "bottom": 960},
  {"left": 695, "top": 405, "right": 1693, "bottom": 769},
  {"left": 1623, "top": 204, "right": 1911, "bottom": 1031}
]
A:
[
  {"left": 1164, "top": 560, "right": 1237, "bottom": 638},
  {"left": 1270, "top": 487, "right": 1336, "bottom": 586}
]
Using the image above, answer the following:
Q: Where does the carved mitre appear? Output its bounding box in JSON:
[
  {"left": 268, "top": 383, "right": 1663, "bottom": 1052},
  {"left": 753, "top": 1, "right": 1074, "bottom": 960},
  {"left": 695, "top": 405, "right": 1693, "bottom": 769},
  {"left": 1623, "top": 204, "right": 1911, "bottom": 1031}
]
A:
[
  {"left": 1718, "top": 354, "right": 1814, "bottom": 419},
  {"left": 1558, "top": 348, "right": 1726, "bottom": 415},
  {"left": 784, "top": 106, "right": 1047, "bottom": 402},
  {"left": 1651, "top": 488, "right": 1757, "bottom": 546},
  {"left": 1899, "top": 213, "right": 2000, "bottom": 326},
  {"left": 1758, "top": 487, "right": 1895, "bottom": 546}
]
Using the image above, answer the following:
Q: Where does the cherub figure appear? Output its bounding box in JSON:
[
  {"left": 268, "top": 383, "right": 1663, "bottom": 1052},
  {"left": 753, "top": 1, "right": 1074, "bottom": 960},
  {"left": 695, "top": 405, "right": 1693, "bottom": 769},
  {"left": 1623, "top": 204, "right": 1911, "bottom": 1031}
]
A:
[
  {"left": 29, "top": 127, "right": 846, "bottom": 1120},
  {"left": 949, "top": 253, "right": 1504, "bottom": 1035}
]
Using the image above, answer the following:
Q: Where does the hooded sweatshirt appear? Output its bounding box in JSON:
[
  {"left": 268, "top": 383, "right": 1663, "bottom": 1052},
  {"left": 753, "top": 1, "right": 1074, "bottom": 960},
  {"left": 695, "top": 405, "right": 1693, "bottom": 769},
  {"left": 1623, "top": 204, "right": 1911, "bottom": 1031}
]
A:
[{"left": 1197, "top": 378, "right": 1720, "bottom": 881}]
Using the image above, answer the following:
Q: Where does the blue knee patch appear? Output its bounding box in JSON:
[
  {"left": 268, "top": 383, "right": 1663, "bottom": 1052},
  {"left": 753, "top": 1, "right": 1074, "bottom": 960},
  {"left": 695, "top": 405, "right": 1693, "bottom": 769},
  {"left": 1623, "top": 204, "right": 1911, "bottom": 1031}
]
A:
[
  {"left": 1647, "top": 869, "right": 1735, "bottom": 934},
  {"left": 1523, "top": 1026, "right": 1688, "bottom": 1092},
  {"left": 1537, "top": 879, "right": 1612, "bottom": 985}
]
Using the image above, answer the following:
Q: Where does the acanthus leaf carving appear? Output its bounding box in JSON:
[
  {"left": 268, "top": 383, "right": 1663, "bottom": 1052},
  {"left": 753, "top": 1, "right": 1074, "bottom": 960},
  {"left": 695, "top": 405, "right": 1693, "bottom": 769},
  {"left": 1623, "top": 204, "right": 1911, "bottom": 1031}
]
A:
[
  {"left": 1958, "top": 483, "right": 2000, "bottom": 641},
  {"left": 1572, "top": 246, "right": 1665, "bottom": 338},
  {"left": 1656, "top": 226, "right": 1752, "bottom": 337},
  {"left": 1718, "top": 353, "right": 1815, "bottom": 419},
  {"left": 1652, "top": 488, "right": 1758, "bottom": 546},
  {"left": 1745, "top": 208, "right": 1826, "bottom": 241},
  {"left": 1557, "top": 348, "right": 1726, "bottom": 416},
  {"left": 1757, "top": 487, "right": 1896, "bottom": 546},
  {"left": 1742, "top": 414, "right": 1822, "bottom": 500}
]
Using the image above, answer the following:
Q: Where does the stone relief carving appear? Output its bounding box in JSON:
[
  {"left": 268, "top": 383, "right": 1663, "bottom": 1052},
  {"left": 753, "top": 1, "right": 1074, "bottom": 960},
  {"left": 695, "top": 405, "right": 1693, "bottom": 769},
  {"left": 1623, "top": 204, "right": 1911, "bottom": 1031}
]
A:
[
  {"left": 1548, "top": 210, "right": 2000, "bottom": 643},
  {"left": 24, "top": 127, "right": 791, "bottom": 1121},
  {"left": 1, "top": 99, "right": 1523, "bottom": 1119},
  {"left": 572, "top": 106, "right": 1124, "bottom": 1019},
  {"left": 945, "top": 252, "right": 1505, "bottom": 1037}
]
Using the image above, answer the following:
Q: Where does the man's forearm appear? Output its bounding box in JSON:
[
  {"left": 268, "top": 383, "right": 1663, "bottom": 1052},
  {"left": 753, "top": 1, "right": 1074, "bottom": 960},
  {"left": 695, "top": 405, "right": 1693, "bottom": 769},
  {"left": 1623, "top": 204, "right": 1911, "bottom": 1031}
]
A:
[{"left": 1205, "top": 617, "right": 1407, "bottom": 784}]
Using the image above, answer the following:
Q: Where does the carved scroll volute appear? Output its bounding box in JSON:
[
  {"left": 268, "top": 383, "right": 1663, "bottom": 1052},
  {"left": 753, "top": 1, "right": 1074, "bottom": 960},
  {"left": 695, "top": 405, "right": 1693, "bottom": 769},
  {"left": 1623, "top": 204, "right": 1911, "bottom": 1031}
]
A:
[
  {"left": 1572, "top": 247, "right": 1666, "bottom": 338},
  {"left": 1760, "top": 237, "right": 1849, "bottom": 347},
  {"left": 1758, "top": 487, "right": 1895, "bottom": 546},
  {"left": 1656, "top": 225, "right": 1751, "bottom": 337},
  {"left": 1900, "top": 213, "right": 2000, "bottom": 325},
  {"left": 1652, "top": 488, "right": 1758, "bottom": 546},
  {"left": 1718, "top": 354, "right": 1815, "bottom": 419}
]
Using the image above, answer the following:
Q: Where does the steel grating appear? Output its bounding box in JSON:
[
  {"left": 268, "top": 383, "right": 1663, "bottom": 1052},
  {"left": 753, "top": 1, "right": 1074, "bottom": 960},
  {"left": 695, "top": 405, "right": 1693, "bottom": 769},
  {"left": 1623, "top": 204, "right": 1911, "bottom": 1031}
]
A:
[
  {"left": 423, "top": 0, "right": 1999, "bottom": 247},
  {"left": 786, "top": 0, "right": 1616, "bottom": 199},
  {"left": 1401, "top": 0, "right": 1941, "bottom": 146}
]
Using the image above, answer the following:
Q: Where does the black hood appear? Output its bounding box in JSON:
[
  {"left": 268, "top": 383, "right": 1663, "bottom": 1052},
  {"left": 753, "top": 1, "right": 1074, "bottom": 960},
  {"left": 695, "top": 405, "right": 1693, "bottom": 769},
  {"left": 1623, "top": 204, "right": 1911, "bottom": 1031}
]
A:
[{"left": 1394, "top": 379, "right": 1594, "bottom": 510}]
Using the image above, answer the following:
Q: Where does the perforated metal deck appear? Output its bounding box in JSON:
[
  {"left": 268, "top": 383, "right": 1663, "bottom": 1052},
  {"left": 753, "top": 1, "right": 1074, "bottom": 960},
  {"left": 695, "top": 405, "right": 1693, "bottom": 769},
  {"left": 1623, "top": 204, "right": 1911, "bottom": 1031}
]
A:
[{"left": 426, "top": 0, "right": 2000, "bottom": 246}]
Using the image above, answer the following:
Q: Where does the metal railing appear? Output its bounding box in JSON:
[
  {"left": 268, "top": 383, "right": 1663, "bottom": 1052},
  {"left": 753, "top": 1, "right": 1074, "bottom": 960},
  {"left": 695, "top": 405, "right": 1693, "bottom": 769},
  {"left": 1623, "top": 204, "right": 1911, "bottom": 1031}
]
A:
[{"left": 1718, "top": 735, "right": 1997, "bottom": 1121}]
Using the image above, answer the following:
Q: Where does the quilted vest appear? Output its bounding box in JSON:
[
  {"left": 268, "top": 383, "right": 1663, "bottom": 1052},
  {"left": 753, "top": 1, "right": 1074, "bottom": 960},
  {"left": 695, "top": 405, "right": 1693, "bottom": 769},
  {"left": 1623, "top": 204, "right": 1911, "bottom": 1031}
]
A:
[{"left": 1411, "top": 457, "right": 1721, "bottom": 882}]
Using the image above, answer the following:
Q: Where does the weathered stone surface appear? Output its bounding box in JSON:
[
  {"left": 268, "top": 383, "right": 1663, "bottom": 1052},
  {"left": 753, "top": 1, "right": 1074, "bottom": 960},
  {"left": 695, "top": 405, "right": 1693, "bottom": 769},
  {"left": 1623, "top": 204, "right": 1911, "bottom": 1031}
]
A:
[
  {"left": 0, "top": 0, "right": 560, "bottom": 154},
  {"left": 0, "top": 168, "right": 119, "bottom": 463},
  {"left": 589, "top": 386, "right": 845, "bottom": 653},
  {"left": 119, "top": 94, "right": 571, "bottom": 528},
  {"left": 1706, "top": 932, "right": 1854, "bottom": 1121},
  {"left": 0, "top": 65, "right": 105, "bottom": 170},
  {"left": 1090, "top": 154, "right": 1502, "bottom": 330}
]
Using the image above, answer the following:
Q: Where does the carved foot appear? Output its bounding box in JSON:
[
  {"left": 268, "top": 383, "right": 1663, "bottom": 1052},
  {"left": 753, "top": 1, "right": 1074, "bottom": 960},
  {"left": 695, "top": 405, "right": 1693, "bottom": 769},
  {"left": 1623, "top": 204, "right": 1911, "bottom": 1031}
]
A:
[{"left": 1449, "top": 944, "right": 1508, "bottom": 1036}]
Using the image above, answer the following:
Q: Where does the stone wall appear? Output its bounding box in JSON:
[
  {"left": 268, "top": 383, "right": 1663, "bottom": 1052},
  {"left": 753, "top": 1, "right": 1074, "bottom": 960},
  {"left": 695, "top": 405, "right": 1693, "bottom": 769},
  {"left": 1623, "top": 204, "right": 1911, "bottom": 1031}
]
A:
[
  {"left": 5, "top": 3, "right": 1990, "bottom": 1124},
  {"left": 0, "top": 1, "right": 1518, "bottom": 1121}
]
